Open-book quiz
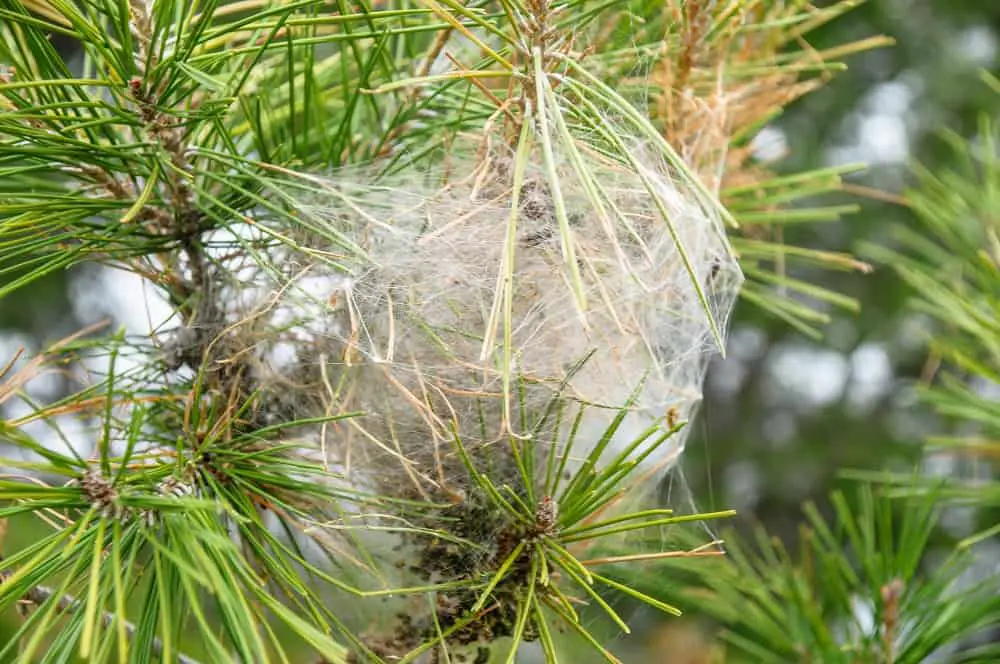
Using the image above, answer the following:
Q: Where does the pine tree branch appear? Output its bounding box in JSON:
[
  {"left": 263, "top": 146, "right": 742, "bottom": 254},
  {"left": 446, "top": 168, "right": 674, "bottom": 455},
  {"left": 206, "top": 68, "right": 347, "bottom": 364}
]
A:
[{"left": 2, "top": 569, "right": 203, "bottom": 664}]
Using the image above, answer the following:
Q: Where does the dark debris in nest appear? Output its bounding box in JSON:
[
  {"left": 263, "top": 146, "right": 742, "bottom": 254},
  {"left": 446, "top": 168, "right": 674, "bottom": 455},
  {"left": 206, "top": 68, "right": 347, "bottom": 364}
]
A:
[{"left": 350, "top": 451, "right": 555, "bottom": 662}]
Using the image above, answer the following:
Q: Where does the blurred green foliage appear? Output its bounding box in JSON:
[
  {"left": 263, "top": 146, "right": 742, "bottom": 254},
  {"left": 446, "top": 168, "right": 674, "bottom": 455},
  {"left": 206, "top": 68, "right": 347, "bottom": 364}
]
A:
[{"left": 683, "top": 0, "right": 1000, "bottom": 542}]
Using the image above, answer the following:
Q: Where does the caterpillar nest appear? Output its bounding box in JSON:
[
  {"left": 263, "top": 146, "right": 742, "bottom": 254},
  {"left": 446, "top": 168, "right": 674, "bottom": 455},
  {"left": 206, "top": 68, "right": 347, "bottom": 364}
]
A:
[{"left": 229, "top": 136, "right": 741, "bottom": 504}]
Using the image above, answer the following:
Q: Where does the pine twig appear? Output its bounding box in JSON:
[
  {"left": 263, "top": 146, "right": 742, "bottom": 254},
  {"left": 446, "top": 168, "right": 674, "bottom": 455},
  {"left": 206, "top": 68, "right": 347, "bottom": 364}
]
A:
[{"left": 2, "top": 570, "right": 203, "bottom": 664}]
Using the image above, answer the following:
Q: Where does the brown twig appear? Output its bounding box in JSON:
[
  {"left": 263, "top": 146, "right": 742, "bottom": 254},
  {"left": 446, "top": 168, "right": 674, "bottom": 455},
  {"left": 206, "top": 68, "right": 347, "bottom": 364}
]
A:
[{"left": 880, "top": 578, "right": 904, "bottom": 663}]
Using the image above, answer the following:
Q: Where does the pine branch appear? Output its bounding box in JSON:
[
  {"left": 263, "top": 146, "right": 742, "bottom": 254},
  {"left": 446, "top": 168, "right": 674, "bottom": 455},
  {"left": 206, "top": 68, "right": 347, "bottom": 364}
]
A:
[
  {"left": 597, "top": 484, "right": 1000, "bottom": 663},
  {"left": 4, "top": 568, "right": 203, "bottom": 664},
  {"left": 855, "top": 74, "right": 1000, "bottom": 543}
]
